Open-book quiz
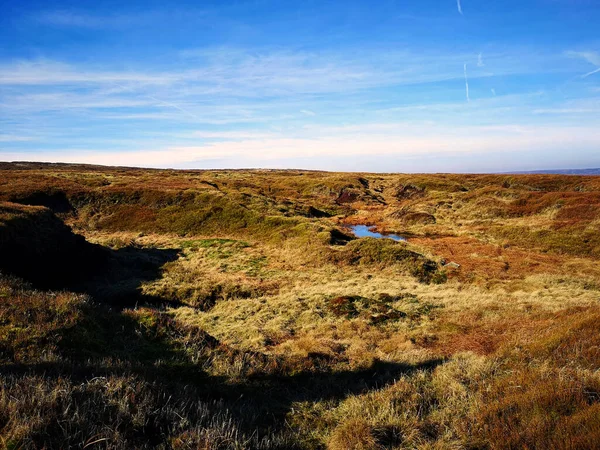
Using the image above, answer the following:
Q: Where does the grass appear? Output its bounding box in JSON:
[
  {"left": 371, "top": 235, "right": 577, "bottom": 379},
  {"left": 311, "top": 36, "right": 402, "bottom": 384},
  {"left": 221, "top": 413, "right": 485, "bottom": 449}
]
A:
[
  {"left": 0, "top": 276, "right": 86, "bottom": 363},
  {"left": 1, "top": 162, "right": 600, "bottom": 448}
]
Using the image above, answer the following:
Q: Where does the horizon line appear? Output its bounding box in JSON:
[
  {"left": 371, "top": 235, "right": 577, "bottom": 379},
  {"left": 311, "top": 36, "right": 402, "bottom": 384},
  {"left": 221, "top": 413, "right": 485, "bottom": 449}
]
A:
[{"left": 3, "top": 160, "right": 600, "bottom": 176}]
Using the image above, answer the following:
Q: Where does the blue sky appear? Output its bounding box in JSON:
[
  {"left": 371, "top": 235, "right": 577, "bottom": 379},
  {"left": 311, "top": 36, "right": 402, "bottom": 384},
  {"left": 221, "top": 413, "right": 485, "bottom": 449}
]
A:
[{"left": 1, "top": 0, "right": 599, "bottom": 172}]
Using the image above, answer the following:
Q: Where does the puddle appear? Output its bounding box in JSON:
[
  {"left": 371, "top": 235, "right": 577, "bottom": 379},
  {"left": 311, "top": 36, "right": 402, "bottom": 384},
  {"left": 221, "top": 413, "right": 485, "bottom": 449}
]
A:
[{"left": 348, "top": 225, "right": 406, "bottom": 242}]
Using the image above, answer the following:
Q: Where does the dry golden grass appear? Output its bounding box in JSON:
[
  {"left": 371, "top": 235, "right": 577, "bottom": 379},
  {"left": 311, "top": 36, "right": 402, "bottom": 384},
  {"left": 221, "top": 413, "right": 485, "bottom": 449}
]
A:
[{"left": 1, "top": 162, "right": 600, "bottom": 448}]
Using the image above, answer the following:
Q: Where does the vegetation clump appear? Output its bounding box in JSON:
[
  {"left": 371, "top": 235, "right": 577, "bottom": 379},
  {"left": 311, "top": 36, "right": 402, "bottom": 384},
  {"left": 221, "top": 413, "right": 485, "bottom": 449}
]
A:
[{"left": 332, "top": 238, "right": 446, "bottom": 283}]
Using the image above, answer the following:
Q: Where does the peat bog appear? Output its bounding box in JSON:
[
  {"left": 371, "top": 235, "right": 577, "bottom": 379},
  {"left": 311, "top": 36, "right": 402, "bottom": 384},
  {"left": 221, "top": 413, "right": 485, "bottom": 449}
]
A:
[{"left": 1, "top": 163, "right": 600, "bottom": 449}]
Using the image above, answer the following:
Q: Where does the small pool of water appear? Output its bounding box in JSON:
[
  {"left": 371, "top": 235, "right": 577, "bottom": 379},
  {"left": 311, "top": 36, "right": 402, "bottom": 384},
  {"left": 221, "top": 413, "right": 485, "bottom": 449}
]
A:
[{"left": 348, "top": 225, "right": 406, "bottom": 242}]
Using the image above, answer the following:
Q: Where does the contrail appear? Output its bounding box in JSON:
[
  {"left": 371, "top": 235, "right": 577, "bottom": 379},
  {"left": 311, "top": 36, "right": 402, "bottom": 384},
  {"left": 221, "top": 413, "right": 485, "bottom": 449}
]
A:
[
  {"left": 477, "top": 52, "right": 484, "bottom": 67},
  {"left": 464, "top": 63, "right": 470, "bottom": 102},
  {"left": 582, "top": 67, "right": 600, "bottom": 78},
  {"left": 457, "top": 0, "right": 463, "bottom": 15}
]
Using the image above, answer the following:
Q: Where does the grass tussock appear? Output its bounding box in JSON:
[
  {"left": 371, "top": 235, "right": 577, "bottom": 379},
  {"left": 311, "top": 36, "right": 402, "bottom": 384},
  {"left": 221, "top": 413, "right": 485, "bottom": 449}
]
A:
[{"left": 331, "top": 238, "right": 447, "bottom": 283}]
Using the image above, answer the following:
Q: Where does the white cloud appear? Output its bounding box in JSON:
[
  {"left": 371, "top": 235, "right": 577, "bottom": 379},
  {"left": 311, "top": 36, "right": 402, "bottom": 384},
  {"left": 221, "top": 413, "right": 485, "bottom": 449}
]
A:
[
  {"left": 0, "top": 60, "right": 181, "bottom": 86},
  {"left": 190, "top": 131, "right": 277, "bottom": 139},
  {"left": 1, "top": 48, "right": 594, "bottom": 168},
  {"left": 32, "top": 9, "right": 203, "bottom": 29},
  {"left": 35, "top": 11, "right": 123, "bottom": 28},
  {"left": 534, "top": 108, "right": 600, "bottom": 114},
  {"left": 0, "top": 48, "right": 570, "bottom": 98},
  {"left": 0, "top": 135, "right": 37, "bottom": 142},
  {"left": 4, "top": 123, "right": 598, "bottom": 169},
  {"left": 1, "top": 91, "right": 153, "bottom": 112},
  {"left": 532, "top": 97, "right": 600, "bottom": 114}
]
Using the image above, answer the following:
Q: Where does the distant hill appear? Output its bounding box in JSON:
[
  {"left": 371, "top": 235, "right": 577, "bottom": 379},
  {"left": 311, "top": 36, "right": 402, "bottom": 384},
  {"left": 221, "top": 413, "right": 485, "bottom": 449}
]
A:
[{"left": 504, "top": 168, "right": 600, "bottom": 175}]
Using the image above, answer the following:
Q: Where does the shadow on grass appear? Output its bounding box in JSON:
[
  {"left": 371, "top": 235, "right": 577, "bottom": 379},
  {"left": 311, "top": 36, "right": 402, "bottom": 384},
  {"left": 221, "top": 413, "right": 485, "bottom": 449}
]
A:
[
  {"left": 1, "top": 209, "right": 445, "bottom": 445},
  {"left": 78, "top": 245, "right": 182, "bottom": 308},
  {"left": 1, "top": 264, "right": 445, "bottom": 447},
  {"left": 1, "top": 296, "right": 445, "bottom": 439},
  {"left": 0, "top": 203, "right": 183, "bottom": 308},
  {"left": 224, "top": 357, "right": 445, "bottom": 431},
  {"left": 2, "top": 230, "right": 181, "bottom": 308}
]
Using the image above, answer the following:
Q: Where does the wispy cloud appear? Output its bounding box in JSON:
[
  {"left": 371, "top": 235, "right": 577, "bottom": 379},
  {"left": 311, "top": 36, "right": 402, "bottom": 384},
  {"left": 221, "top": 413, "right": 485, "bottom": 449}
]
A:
[
  {"left": 0, "top": 60, "right": 181, "bottom": 85},
  {"left": 457, "top": 0, "right": 463, "bottom": 15},
  {"left": 0, "top": 134, "right": 37, "bottom": 142},
  {"left": 190, "top": 131, "right": 277, "bottom": 139},
  {"left": 533, "top": 108, "right": 600, "bottom": 114},
  {"left": 0, "top": 47, "right": 570, "bottom": 94},
  {"left": 1, "top": 91, "right": 153, "bottom": 112},
  {"left": 34, "top": 11, "right": 125, "bottom": 28},
  {"left": 463, "top": 63, "right": 470, "bottom": 102},
  {"left": 113, "top": 83, "right": 204, "bottom": 122},
  {"left": 532, "top": 97, "right": 600, "bottom": 115},
  {"left": 566, "top": 51, "right": 600, "bottom": 66},
  {"left": 1, "top": 47, "right": 595, "bottom": 170},
  {"left": 32, "top": 9, "right": 204, "bottom": 29},
  {"left": 3, "top": 123, "right": 599, "bottom": 170}
]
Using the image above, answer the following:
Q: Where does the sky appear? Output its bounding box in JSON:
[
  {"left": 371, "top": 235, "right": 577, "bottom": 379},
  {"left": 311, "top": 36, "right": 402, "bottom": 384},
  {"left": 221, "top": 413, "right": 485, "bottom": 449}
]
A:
[{"left": 1, "top": 0, "right": 599, "bottom": 173}]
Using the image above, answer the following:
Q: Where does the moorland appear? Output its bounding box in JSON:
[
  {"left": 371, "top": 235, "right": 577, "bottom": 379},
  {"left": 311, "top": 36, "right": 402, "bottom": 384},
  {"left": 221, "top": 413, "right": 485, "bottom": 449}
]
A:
[{"left": 1, "top": 161, "right": 599, "bottom": 449}]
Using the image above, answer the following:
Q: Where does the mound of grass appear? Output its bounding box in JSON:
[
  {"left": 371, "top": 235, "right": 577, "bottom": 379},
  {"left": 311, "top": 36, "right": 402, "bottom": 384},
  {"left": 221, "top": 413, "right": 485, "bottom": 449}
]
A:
[
  {"left": 332, "top": 238, "right": 420, "bottom": 265},
  {"left": 331, "top": 238, "right": 447, "bottom": 283}
]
